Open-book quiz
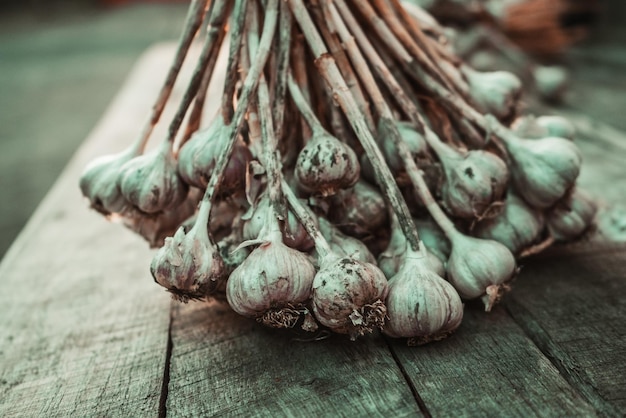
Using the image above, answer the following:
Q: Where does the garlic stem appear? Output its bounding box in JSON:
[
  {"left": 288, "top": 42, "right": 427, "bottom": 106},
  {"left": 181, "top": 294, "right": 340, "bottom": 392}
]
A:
[
  {"left": 134, "top": 0, "right": 210, "bottom": 154},
  {"left": 165, "top": 0, "right": 233, "bottom": 145},
  {"left": 271, "top": 0, "right": 292, "bottom": 144},
  {"left": 281, "top": 178, "right": 333, "bottom": 259},
  {"left": 200, "top": 0, "right": 279, "bottom": 206},
  {"left": 286, "top": 73, "right": 326, "bottom": 136},
  {"left": 220, "top": 0, "right": 247, "bottom": 124},
  {"left": 288, "top": 0, "right": 421, "bottom": 253}
]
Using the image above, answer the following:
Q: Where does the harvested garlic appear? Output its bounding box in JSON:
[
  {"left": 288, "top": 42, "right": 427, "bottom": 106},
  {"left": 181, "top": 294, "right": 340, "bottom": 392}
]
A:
[
  {"left": 384, "top": 245, "right": 464, "bottom": 345},
  {"left": 547, "top": 187, "right": 597, "bottom": 241},
  {"left": 329, "top": 179, "right": 388, "bottom": 238},
  {"left": 473, "top": 192, "right": 545, "bottom": 255},
  {"left": 462, "top": 66, "right": 522, "bottom": 121},
  {"left": 118, "top": 140, "right": 188, "bottom": 214},
  {"left": 318, "top": 217, "right": 376, "bottom": 264}
]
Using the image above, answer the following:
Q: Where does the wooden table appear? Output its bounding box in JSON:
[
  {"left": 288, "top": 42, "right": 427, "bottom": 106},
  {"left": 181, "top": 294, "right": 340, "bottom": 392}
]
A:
[{"left": 1, "top": 43, "right": 624, "bottom": 417}]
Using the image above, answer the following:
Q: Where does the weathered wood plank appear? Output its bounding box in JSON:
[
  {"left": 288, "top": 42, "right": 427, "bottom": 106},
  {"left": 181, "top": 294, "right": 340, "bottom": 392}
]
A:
[
  {"left": 166, "top": 301, "right": 422, "bottom": 417},
  {"left": 506, "top": 244, "right": 626, "bottom": 417},
  {"left": 0, "top": 43, "right": 187, "bottom": 417},
  {"left": 389, "top": 305, "right": 597, "bottom": 417}
]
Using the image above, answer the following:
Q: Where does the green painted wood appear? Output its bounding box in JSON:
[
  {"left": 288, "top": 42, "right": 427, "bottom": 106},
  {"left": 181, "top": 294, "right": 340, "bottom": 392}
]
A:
[
  {"left": 389, "top": 306, "right": 597, "bottom": 417},
  {"left": 506, "top": 244, "right": 626, "bottom": 418},
  {"left": 165, "top": 300, "right": 422, "bottom": 417},
  {"left": 0, "top": 44, "right": 181, "bottom": 417}
]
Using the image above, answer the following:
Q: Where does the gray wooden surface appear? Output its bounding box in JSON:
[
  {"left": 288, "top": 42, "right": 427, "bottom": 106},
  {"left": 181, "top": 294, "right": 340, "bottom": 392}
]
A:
[{"left": 0, "top": 43, "right": 625, "bottom": 418}]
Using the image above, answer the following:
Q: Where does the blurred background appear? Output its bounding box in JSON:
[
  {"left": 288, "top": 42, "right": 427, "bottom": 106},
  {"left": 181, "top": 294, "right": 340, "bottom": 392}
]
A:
[{"left": 0, "top": 0, "right": 625, "bottom": 260}]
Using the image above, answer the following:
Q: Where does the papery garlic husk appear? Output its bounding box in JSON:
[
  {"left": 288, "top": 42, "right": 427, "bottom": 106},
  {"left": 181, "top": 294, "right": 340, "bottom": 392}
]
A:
[
  {"left": 462, "top": 67, "right": 522, "bottom": 120},
  {"left": 473, "top": 192, "right": 545, "bottom": 255},
  {"left": 150, "top": 219, "right": 227, "bottom": 303},
  {"left": 242, "top": 193, "right": 315, "bottom": 251},
  {"left": 414, "top": 218, "right": 451, "bottom": 263},
  {"left": 535, "top": 116, "right": 576, "bottom": 141},
  {"left": 177, "top": 115, "right": 251, "bottom": 193},
  {"left": 441, "top": 150, "right": 509, "bottom": 219},
  {"left": 295, "top": 130, "right": 360, "bottom": 196},
  {"left": 226, "top": 230, "right": 316, "bottom": 329},
  {"left": 547, "top": 187, "right": 597, "bottom": 242},
  {"left": 118, "top": 141, "right": 188, "bottom": 214},
  {"left": 330, "top": 179, "right": 388, "bottom": 238},
  {"left": 383, "top": 246, "right": 464, "bottom": 345},
  {"left": 446, "top": 233, "right": 517, "bottom": 312},
  {"left": 502, "top": 132, "right": 582, "bottom": 209},
  {"left": 312, "top": 255, "right": 388, "bottom": 340},
  {"left": 79, "top": 146, "right": 136, "bottom": 216},
  {"left": 378, "top": 216, "right": 445, "bottom": 279},
  {"left": 123, "top": 187, "right": 203, "bottom": 248},
  {"left": 318, "top": 217, "right": 376, "bottom": 264}
]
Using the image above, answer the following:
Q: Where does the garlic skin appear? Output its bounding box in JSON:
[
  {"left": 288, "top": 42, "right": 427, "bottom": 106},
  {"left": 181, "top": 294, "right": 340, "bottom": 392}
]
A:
[
  {"left": 463, "top": 67, "right": 522, "bottom": 120},
  {"left": 441, "top": 150, "right": 509, "bottom": 219},
  {"left": 446, "top": 234, "right": 517, "bottom": 312},
  {"left": 383, "top": 248, "right": 464, "bottom": 345},
  {"left": 533, "top": 65, "right": 569, "bottom": 102},
  {"left": 506, "top": 135, "right": 582, "bottom": 209},
  {"left": 312, "top": 256, "right": 388, "bottom": 340},
  {"left": 535, "top": 116, "right": 576, "bottom": 141},
  {"left": 330, "top": 180, "right": 388, "bottom": 238},
  {"left": 118, "top": 142, "right": 188, "bottom": 214},
  {"left": 414, "top": 218, "right": 451, "bottom": 263},
  {"left": 150, "top": 224, "right": 227, "bottom": 303},
  {"left": 295, "top": 131, "right": 360, "bottom": 196},
  {"left": 79, "top": 147, "right": 135, "bottom": 216},
  {"left": 547, "top": 188, "right": 597, "bottom": 241},
  {"left": 473, "top": 192, "right": 545, "bottom": 254},
  {"left": 226, "top": 236, "right": 316, "bottom": 328}
]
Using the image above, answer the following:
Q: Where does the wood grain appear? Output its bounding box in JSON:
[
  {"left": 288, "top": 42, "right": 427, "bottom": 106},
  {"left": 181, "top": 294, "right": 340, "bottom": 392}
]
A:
[
  {"left": 166, "top": 300, "right": 422, "bottom": 417},
  {"left": 389, "top": 306, "right": 597, "bottom": 417},
  {"left": 506, "top": 246, "right": 626, "bottom": 417},
  {"left": 0, "top": 43, "right": 182, "bottom": 417}
]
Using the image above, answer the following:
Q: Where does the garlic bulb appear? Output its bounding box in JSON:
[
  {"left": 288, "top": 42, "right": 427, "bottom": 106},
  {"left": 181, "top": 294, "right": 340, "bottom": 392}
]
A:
[
  {"left": 441, "top": 149, "right": 509, "bottom": 219},
  {"left": 547, "top": 187, "right": 597, "bottom": 241},
  {"left": 533, "top": 65, "right": 569, "bottom": 102},
  {"left": 312, "top": 255, "right": 388, "bottom": 340},
  {"left": 318, "top": 217, "right": 376, "bottom": 264},
  {"left": 378, "top": 216, "right": 445, "bottom": 278},
  {"left": 414, "top": 218, "right": 451, "bottom": 263},
  {"left": 295, "top": 130, "right": 360, "bottom": 196},
  {"left": 446, "top": 233, "right": 517, "bottom": 311},
  {"left": 473, "top": 192, "right": 545, "bottom": 254},
  {"left": 462, "top": 66, "right": 522, "bottom": 120},
  {"left": 329, "top": 179, "right": 388, "bottom": 238},
  {"left": 384, "top": 246, "right": 464, "bottom": 345},
  {"left": 535, "top": 116, "right": 576, "bottom": 141},
  {"left": 226, "top": 227, "right": 316, "bottom": 329},
  {"left": 150, "top": 198, "right": 227, "bottom": 302},
  {"left": 177, "top": 116, "right": 251, "bottom": 193},
  {"left": 118, "top": 141, "right": 188, "bottom": 214},
  {"left": 502, "top": 132, "right": 582, "bottom": 209},
  {"left": 79, "top": 146, "right": 136, "bottom": 216}
]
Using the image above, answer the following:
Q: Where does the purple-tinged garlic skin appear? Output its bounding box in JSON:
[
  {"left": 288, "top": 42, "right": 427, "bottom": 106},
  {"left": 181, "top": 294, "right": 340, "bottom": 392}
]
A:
[
  {"left": 150, "top": 225, "right": 227, "bottom": 302},
  {"left": 547, "top": 188, "right": 597, "bottom": 242},
  {"left": 506, "top": 135, "right": 582, "bottom": 209},
  {"left": 383, "top": 250, "right": 464, "bottom": 345},
  {"left": 79, "top": 147, "right": 135, "bottom": 216},
  {"left": 226, "top": 239, "right": 316, "bottom": 328},
  {"left": 330, "top": 180, "right": 388, "bottom": 238},
  {"left": 312, "top": 257, "right": 388, "bottom": 340},
  {"left": 446, "top": 234, "right": 517, "bottom": 312},
  {"left": 473, "top": 192, "right": 545, "bottom": 255},
  {"left": 319, "top": 218, "right": 376, "bottom": 264},
  {"left": 295, "top": 131, "right": 360, "bottom": 196},
  {"left": 463, "top": 67, "right": 522, "bottom": 120},
  {"left": 441, "top": 150, "right": 509, "bottom": 219},
  {"left": 118, "top": 143, "right": 188, "bottom": 214}
]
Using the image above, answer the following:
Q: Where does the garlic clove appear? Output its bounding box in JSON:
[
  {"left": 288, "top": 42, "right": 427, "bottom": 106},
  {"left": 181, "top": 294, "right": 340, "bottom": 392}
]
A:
[
  {"left": 446, "top": 234, "right": 517, "bottom": 312},
  {"left": 295, "top": 130, "right": 360, "bottom": 196},
  {"left": 226, "top": 239, "right": 316, "bottom": 329},
  {"left": 118, "top": 142, "right": 188, "bottom": 214},
  {"left": 312, "top": 256, "right": 388, "bottom": 340},
  {"left": 547, "top": 187, "right": 597, "bottom": 242},
  {"left": 383, "top": 250, "right": 464, "bottom": 345}
]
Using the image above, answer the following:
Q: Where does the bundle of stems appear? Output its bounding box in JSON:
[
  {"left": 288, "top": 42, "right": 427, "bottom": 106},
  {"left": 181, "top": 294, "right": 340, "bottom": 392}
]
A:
[{"left": 80, "top": 0, "right": 596, "bottom": 344}]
